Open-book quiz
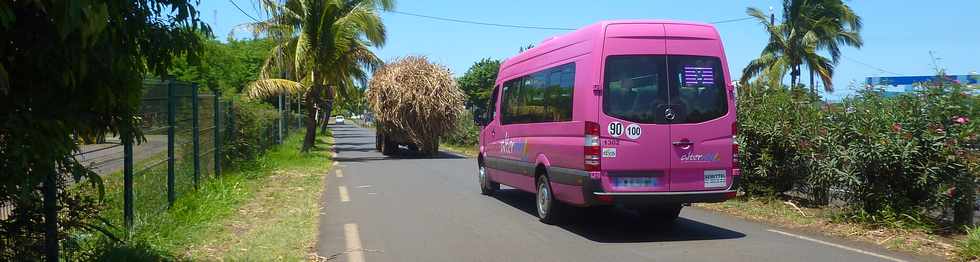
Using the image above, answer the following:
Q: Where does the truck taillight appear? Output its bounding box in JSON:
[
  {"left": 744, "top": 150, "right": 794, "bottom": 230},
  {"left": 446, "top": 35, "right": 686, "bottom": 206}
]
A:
[
  {"left": 585, "top": 121, "right": 601, "bottom": 172},
  {"left": 732, "top": 121, "right": 740, "bottom": 169}
]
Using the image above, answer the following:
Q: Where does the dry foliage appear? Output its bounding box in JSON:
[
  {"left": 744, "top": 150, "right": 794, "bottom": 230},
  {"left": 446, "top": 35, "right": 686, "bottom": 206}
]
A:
[{"left": 366, "top": 56, "right": 465, "bottom": 149}]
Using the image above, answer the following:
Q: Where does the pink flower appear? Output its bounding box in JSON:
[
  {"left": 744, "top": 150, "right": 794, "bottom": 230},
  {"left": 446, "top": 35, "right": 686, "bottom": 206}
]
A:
[
  {"left": 953, "top": 116, "right": 969, "bottom": 124},
  {"left": 891, "top": 123, "right": 902, "bottom": 133}
]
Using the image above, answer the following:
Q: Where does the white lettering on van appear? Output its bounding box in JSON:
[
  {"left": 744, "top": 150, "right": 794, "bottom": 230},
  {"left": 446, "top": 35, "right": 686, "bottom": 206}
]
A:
[{"left": 680, "top": 151, "right": 721, "bottom": 162}]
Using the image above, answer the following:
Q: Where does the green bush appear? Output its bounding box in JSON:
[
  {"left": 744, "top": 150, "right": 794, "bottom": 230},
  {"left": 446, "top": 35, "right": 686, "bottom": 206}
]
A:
[
  {"left": 222, "top": 96, "right": 281, "bottom": 166},
  {"left": 443, "top": 110, "right": 480, "bottom": 147},
  {"left": 737, "top": 76, "right": 978, "bottom": 224},
  {"left": 736, "top": 86, "right": 825, "bottom": 196}
]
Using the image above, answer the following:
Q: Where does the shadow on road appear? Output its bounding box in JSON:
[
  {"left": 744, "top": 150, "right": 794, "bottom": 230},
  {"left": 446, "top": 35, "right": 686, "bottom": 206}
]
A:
[{"left": 491, "top": 188, "right": 746, "bottom": 243}]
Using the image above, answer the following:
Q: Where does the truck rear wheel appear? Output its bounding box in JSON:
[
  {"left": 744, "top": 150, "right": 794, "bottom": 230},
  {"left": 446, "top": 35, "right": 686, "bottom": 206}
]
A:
[
  {"left": 420, "top": 139, "right": 439, "bottom": 156},
  {"left": 381, "top": 136, "right": 397, "bottom": 156}
]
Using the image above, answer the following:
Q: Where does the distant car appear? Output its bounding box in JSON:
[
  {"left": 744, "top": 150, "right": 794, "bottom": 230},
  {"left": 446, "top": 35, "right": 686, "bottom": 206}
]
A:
[{"left": 334, "top": 116, "right": 345, "bottom": 124}]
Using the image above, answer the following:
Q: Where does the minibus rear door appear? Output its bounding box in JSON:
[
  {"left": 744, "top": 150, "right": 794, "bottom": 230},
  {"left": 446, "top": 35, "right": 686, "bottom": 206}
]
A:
[{"left": 664, "top": 24, "right": 735, "bottom": 192}]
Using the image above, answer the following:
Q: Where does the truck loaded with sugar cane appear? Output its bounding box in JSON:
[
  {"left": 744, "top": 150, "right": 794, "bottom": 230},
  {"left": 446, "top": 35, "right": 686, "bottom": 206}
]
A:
[{"left": 366, "top": 56, "right": 465, "bottom": 156}]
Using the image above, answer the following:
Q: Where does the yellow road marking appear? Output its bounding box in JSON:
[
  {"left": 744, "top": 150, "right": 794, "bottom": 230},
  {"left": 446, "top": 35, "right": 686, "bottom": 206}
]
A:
[
  {"left": 339, "top": 186, "right": 350, "bottom": 202},
  {"left": 345, "top": 223, "right": 365, "bottom": 262}
]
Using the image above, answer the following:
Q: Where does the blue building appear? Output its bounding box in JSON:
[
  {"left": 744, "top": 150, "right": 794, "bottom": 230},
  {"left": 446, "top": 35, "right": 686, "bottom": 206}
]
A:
[{"left": 867, "top": 75, "right": 978, "bottom": 90}]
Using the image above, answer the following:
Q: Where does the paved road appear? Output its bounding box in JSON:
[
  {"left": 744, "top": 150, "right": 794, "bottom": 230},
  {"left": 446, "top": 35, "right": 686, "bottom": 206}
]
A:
[
  {"left": 75, "top": 135, "right": 169, "bottom": 175},
  {"left": 317, "top": 124, "right": 939, "bottom": 262}
]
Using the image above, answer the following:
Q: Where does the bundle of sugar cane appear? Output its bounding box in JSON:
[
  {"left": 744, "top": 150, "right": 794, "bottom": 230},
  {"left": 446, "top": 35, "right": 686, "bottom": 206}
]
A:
[{"left": 366, "top": 56, "right": 465, "bottom": 153}]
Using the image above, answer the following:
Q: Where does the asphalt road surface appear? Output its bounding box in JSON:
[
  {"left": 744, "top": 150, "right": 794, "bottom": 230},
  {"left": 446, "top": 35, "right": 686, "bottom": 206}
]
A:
[
  {"left": 317, "top": 124, "right": 939, "bottom": 262},
  {"left": 76, "top": 135, "right": 168, "bottom": 175}
]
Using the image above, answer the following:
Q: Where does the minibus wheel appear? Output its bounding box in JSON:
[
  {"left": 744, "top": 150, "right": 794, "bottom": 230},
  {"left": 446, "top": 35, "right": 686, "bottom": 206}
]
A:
[
  {"left": 639, "top": 204, "right": 682, "bottom": 221},
  {"left": 478, "top": 163, "right": 498, "bottom": 195},
  {"left": 536, "top": 175, "right": 564, "bottom": 224}
]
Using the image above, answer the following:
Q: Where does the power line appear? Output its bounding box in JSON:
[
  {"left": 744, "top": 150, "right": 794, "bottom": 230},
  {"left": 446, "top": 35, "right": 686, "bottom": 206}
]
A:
[
  {"left": 710, "top": 16, "right": 756, "bottom": 24},
  {"left": 387, "top": 10, "right": 575, "bottom": 31},
  {"left": 842, "top": 55, "right": 902, "bottom": 75},
  {"left": 388, "top": 10, "right": 755, "bottom": 31},
  {"left": 229, "top": 0, "right": 260, "bottom": 22}
]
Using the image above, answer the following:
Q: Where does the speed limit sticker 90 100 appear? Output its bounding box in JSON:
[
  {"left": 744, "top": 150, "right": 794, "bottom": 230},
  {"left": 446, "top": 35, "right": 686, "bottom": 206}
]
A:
[
  {"left": 607, "top": 122, "right": 624, "bottom": 137},
  {"left": 626, "top": 123, "right": 642, "bottom": 139}
]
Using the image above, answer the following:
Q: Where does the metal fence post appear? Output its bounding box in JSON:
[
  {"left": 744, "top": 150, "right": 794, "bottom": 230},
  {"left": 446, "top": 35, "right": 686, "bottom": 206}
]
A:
[
  {"left": 43, "top": 170, "right": 59, "bottom": 261},
  {"left": 278, "top": 94, "right": 284, "bottom": 144},
  {"left": 167, "top": 80, "right": 176, "bottom": 206},
  {"left": 214, "top": 90, "right": 222, "bottom": 177},
  {"left": 123, "top": 132, "right": 134, "bottom": 232},
  {"left": 192, "top": 83, "right": 200, "bottom": 189}
]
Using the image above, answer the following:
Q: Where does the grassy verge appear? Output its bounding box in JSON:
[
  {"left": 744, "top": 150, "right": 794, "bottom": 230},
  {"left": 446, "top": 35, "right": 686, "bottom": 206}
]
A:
[
  {"left": 440, "top": 143, "right": 477, "bottom": 157},
  {"left": 82, "top": 131, "right": 333, "bottom": 261},
  {"left": 697, "top": 197, "right": 959, "bottom": 260}
]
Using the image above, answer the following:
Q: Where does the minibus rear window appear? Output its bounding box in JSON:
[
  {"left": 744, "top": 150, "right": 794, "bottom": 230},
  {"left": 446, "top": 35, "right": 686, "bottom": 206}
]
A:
[{"left": 602, "top": 55, "right": 727, "bottom": 124}]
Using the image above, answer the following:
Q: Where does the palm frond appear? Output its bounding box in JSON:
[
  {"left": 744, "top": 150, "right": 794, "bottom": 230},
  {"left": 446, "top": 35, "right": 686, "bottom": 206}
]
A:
[{"left": 246, "top": 79, "right": 307, "bottom": 99}]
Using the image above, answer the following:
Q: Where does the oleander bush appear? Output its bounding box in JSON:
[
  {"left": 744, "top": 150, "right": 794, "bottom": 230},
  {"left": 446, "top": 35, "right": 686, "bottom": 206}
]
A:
[{"left": 737, "top": 75, "right": 979, "bottom": 225}]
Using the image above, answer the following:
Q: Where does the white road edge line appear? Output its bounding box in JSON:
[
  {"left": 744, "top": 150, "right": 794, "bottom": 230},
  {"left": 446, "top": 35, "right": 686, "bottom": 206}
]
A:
[
  {"left": 767, "top": 229, "right": 906, "bottom": 262},
  {"left": 336, "top": 169, "right": 344, "bottom": 178},
  {"left": 344, "top": 223, "right": 365, "bottom": 262},
  {"left": 339, "top": 186, "right": 350, "bottom": 202}
]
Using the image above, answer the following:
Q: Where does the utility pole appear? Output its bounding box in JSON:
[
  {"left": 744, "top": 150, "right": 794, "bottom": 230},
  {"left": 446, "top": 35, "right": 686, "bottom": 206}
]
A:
[{"left": 769, "top": 6, "right": 775, "bottom": 25}]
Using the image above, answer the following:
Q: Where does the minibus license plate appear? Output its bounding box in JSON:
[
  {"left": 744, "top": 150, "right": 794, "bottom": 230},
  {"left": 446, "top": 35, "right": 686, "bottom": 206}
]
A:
[
  {"left": 704, "top": 170, "right": 726, "bottom": 188},
  {"left": 614, "top": 177, "right": 656, "bottom": 188}
]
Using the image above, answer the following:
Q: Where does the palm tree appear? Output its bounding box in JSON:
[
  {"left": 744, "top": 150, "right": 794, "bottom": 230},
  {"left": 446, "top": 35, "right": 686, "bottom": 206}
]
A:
[
  {"left": 741, "top": 0, "right": 862, "bottom": 93},
  {"left": 245, "top": 0, "right": 392, "bottom": 152}
]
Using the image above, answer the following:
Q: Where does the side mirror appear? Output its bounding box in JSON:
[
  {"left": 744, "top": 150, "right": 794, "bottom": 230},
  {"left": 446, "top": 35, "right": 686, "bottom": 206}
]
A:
[{"left": 473, "top": 108, "right": 488, "bottom": 126}]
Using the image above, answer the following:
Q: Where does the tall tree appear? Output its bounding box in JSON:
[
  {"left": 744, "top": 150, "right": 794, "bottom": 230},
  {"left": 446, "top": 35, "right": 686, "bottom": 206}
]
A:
[
  {"left": 740, "top": 0, "right": 862, "bottom": 93},
  {"left": 457, "top": 58, "right": 501, "bottom": 112},
  {"left": 244, "top": 0, "right": 392, "bottom": 152},
  {"left": 0, "top": 1, "right": 207, "bottom": 259}
]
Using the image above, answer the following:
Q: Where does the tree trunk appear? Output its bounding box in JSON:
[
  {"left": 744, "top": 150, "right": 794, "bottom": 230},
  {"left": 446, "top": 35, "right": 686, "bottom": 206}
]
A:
[
  {"left": 320, "top": 85, "right": 336, "bottom": 133},
  {"left": 302, "top": 84, "right": 322, "bottom": 152},
  {"left": 953, "top": 172, "right": 975, "bottom": 226},
  {"left": 43, "top": 170, "right": 59, "bottom": 260},
  {"left": 320, "top": 100, "right": 334, "bottom": 133},
  {"left": 809, "top": 68, "right": 816, "bottom": 94}
]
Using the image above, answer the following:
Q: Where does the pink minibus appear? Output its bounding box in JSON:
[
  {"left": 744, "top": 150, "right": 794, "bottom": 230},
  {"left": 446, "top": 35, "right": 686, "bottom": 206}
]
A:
[{"left": 474, "top": 20, "right": 738, "bottom": 224}]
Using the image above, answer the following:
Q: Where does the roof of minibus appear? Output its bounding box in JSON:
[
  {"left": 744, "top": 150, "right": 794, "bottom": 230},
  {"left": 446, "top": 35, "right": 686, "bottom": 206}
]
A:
[{"left": 499, "top": 19, "right": 719, "bottom": 71}]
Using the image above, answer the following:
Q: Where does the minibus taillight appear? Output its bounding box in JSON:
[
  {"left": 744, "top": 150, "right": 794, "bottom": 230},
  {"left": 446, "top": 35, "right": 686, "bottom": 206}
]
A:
[
  {"left": 732, "top": 121, "right": 740, "bottom": 169},
  {"left": 585, "top": 121, "right": 601, "bottom": 172}
]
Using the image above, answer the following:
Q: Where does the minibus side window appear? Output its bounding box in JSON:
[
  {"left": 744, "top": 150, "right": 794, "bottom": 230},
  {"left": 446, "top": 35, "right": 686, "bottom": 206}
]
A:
[{"left": 501, "top": 63, "right": 575, "bottom": 125}]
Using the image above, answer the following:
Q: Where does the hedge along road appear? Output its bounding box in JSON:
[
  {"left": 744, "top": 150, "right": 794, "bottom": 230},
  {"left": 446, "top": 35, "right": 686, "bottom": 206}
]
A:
[{"left": 316, "top": 124, "right": 940, "bottom": 262}]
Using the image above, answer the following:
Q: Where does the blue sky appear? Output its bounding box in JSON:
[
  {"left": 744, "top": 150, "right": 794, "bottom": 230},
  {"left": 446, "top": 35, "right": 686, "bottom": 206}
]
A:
[{"left": 201, "top": 0, "right": 979, "bottom": 101}]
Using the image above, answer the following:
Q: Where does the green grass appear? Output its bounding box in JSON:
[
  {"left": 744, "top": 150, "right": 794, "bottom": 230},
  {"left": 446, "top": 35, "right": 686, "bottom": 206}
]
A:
[
  {"left": 958, "top": 227, "right": 980, "bottom": 261},
  {"left": 79, "top": 131, "right": 333, "bottom": 261},
  {"left": 698, "top": 196, "right": 958, "bottom": 260},
  {"left": 440, "top": 143, "right": 477, "bottom": 157}
]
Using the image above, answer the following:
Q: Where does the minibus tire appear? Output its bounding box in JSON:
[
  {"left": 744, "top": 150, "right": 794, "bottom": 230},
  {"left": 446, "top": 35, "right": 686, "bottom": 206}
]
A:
[
  {"left": 478, "top": 163, "right": 498, "bottom": 195},
  {"left": 639, "top": 204, "right": 682, "bottom": 221},
  {"left": 536, "top": 175, "right": 564, "bottom": 224}
]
